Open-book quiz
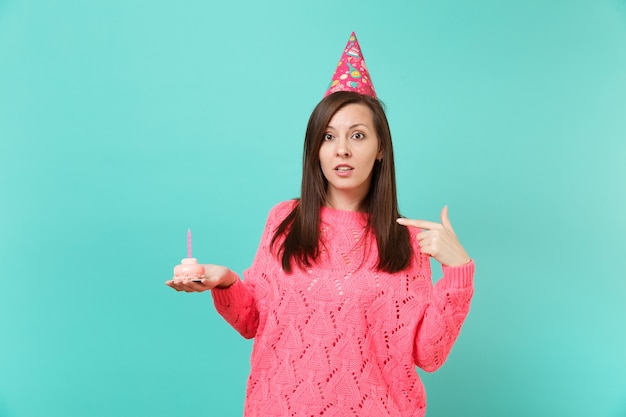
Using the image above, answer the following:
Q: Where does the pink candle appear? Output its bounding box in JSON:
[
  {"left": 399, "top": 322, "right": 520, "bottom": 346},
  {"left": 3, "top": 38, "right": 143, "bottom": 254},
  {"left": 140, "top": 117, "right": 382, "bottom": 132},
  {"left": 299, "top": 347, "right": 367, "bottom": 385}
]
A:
[{"left": 187, "top": 228, "right": 192, "bottom": 258}]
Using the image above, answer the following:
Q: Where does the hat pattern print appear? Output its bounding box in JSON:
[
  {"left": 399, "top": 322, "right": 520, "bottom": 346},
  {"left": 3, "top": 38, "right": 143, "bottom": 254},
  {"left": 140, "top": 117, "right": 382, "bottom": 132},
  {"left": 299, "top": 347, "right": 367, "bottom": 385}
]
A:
[{"left": 324, "top": 32, "right": 377, "bottom": 98}]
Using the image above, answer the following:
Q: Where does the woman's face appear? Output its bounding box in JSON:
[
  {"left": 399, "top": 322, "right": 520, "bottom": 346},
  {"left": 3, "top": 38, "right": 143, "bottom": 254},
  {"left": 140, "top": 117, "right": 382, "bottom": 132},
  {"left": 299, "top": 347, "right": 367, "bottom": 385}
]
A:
[{"left": 319, "top": 103, "right": 383, "bottom": 210}]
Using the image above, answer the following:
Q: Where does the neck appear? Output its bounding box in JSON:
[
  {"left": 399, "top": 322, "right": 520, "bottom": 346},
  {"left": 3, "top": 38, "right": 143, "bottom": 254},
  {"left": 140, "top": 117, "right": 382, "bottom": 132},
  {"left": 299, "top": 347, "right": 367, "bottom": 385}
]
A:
[{"left": 324, "top": 191, "right": 365, "bottom": 212}]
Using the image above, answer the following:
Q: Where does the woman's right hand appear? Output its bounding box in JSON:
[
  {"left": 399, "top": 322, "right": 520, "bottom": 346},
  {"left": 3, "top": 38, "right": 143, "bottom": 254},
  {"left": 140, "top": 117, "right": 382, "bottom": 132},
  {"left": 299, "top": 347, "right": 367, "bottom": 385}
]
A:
[{"left": 165, "top": 264, "right": 238, "bottom": 292}]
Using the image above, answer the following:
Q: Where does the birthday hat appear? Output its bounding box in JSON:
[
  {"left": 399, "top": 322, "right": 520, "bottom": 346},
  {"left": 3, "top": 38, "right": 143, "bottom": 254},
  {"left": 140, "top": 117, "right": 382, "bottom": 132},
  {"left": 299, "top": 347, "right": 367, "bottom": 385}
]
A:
[{"left": 324, "top": 32, "right": 377, "bottom": 98}]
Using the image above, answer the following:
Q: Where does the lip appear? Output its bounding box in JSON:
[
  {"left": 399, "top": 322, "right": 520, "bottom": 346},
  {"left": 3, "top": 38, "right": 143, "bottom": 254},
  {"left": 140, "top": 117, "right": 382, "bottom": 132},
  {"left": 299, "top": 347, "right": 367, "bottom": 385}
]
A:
[{"left": 334, "top": 164, "right": 354, "bottom": 177}]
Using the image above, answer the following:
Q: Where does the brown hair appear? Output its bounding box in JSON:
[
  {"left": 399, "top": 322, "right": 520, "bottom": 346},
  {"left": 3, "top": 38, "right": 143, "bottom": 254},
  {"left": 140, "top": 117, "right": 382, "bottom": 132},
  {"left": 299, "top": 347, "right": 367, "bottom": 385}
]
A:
[{"left": 271, "top": 91, "right": 412, "bottom": 273}]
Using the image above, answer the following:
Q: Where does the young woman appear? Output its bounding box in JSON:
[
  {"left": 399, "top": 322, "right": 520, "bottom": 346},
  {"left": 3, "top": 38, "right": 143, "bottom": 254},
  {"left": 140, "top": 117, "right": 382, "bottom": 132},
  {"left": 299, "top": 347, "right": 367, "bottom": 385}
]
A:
[
  {"left": 167, "top": 90, "right": 474, "bottom": 417},
  {"left": 167, "top": 33, "right": 474, "bottom": 416}
]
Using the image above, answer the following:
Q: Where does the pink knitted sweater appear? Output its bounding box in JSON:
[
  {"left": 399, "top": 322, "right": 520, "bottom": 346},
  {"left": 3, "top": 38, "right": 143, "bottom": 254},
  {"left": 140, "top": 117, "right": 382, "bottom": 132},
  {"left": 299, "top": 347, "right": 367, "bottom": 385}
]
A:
[{"left": 212, "top": 201, "right": 474, "bottom": 417}]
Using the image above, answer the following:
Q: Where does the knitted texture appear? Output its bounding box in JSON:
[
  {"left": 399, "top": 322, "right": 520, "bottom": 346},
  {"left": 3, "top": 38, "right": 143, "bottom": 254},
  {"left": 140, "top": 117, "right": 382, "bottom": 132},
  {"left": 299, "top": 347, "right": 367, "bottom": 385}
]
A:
[{"left": 212, "top": 201, "right": 474, "bottom": 417}]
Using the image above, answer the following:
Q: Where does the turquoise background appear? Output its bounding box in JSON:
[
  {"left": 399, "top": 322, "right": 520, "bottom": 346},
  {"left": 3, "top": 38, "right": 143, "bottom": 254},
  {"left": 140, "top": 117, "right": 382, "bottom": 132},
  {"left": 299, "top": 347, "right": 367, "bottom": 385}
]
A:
[{"left": 1, "top": 0, "right": 625, "bottom": 416}]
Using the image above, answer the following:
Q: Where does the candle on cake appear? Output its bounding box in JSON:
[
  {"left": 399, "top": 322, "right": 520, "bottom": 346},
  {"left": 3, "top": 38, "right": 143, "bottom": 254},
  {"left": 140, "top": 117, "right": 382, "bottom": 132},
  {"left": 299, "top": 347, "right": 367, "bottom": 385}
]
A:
[{"left": 173, "top": 229, "right": 205, "bottom": 282}]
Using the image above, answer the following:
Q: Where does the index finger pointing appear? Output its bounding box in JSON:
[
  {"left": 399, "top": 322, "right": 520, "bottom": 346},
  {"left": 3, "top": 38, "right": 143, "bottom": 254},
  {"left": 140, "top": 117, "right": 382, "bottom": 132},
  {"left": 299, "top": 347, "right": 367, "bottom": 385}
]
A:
[{"left": 396, "top": 217, "right": 440, "bottom": 230}]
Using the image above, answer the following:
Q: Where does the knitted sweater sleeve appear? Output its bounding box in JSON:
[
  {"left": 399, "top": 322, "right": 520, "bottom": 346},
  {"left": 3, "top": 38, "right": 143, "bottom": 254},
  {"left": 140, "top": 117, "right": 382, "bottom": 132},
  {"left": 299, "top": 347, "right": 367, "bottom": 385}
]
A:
[
  {"left": 414, "top": 258, "right": 475, "bottom": 372},
  {"left": 211, "top": 276, "right": 258, "bottom": 339},
  {"left": 210, "top": 201, "right": 294, "bottom": 339}
]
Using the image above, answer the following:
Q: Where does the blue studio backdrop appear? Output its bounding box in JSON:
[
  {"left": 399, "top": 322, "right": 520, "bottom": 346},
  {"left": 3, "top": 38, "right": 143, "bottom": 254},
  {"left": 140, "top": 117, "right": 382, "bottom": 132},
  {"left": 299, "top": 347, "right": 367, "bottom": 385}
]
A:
[{"left": 1, "top": 1, "right": 625, "bottom": 416}]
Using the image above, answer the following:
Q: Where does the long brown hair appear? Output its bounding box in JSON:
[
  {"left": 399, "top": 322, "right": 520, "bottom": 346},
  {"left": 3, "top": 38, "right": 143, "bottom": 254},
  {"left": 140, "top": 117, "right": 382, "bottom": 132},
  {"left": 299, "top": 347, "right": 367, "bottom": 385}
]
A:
[{"left": 271, "top": 91, "right": 412, "bottom": 273}]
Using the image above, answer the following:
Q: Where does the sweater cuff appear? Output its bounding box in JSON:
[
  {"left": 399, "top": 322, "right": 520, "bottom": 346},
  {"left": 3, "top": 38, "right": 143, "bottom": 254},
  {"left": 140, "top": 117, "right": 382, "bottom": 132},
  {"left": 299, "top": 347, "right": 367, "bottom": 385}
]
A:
[
  {"left": 211, "top": 272, "right": 246, "bottom": 304},
  {"left": 441, "top": 259, "right": 475, "bottom": 288}
]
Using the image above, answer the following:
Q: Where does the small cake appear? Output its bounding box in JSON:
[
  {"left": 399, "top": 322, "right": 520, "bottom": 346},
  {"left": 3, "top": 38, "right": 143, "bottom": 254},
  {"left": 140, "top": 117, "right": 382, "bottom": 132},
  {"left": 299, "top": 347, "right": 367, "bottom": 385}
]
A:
[{"left": 173, "top": 258, "right": 205, "bottom": 282}]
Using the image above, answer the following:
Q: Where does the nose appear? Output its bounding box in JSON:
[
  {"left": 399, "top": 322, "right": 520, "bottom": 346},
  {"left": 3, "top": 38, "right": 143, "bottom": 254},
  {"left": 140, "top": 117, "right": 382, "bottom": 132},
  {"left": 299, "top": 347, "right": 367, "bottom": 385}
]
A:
[{"left": 335, "top": 138, "right": 351, "bottom": 158}]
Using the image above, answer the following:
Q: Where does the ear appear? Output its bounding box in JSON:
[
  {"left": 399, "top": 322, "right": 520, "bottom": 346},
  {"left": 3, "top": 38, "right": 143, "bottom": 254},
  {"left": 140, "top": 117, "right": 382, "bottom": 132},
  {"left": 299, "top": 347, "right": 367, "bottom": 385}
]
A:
[{"left": 376, "top": 148, "right": 384, "bottom": 161}]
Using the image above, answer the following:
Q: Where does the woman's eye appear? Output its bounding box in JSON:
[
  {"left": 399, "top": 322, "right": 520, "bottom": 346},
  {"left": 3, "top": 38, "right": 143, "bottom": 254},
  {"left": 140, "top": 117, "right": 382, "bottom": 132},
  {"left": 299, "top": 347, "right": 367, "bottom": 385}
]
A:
[
  {"left": 352, "top": 132, "right": 365, "bottom": 140},
  {"left": 323, "top": 133, "right": 333, "bottom": 141}
]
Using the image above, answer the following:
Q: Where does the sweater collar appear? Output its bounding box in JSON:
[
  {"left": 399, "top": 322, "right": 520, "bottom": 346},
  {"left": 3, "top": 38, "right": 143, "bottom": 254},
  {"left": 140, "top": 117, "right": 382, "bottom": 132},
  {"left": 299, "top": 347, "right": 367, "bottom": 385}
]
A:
[{"left": 320, "top": 205, "right": 369, "bottom": 228}]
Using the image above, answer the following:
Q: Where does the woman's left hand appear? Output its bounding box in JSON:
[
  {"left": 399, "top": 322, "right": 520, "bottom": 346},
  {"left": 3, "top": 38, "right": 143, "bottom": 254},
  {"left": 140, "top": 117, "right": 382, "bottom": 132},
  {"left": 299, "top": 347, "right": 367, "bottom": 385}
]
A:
[{"left": 396, "top": 206, "right": 471, "bottom": 267}]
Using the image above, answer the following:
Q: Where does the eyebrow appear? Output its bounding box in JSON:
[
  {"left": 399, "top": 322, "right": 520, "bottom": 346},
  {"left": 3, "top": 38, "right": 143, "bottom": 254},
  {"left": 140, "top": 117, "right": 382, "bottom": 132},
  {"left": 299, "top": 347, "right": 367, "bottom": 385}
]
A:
[{"left": 326, "top": 123, "right": 369, "bottom": 130}]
